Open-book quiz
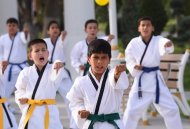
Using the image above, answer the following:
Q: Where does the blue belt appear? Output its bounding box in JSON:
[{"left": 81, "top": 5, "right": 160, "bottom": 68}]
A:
[
  {"left": 138, "top": 66, "right": 160, "bottom": 104},
  {"left": 8, "top": 61, "right": 27, "bottom": 81}
]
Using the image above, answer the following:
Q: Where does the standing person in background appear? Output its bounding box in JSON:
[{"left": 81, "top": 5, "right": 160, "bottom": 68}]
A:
[
  {"left": 0, "top": 17, "right": 30, "bottom": 99},
  {"left": 70, "top": 19, "right": 115, "bottom": 76},
  {"left": 123, "top": 16, "right": 183, "bottom": 129},
  {"left": 0, "top": 64, "right": 18, "bottom": 129},
  {"left": 67, "top": 39, "right": 129, "bottom": 129},
  {"left": 44, "top": 20, "right": 77, "bottom": 129}
]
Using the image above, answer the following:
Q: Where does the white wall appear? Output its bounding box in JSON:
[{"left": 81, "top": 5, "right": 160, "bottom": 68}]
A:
[
  {"left": 0, "top": 0, "right": 18, "bottom": 35},
  {"left": 64, "top": 0, "right": 95, "bottom": 80}
]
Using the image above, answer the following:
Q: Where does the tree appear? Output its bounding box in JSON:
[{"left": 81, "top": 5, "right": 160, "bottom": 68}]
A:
[
  {"left": 17, "top": 0, "right": 64, "bottom": 39},
  {"left": 139, "top": 0, "right": 168, "bottom": 35},
  {"left": 118, "top": 0, "right": 139, "bottom": 48},
  {"left": 42, "top": 0, "right": 63, "bottom": 37}
]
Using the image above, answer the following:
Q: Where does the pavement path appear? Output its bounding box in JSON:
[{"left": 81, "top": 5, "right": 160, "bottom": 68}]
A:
[{"left": 8, "top": 92, "right": 190, "bottom": 129}]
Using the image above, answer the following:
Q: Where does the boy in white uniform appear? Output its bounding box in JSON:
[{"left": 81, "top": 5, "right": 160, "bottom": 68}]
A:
[
  {"left": 44, "top": 20, "right": 76, "bottom": 129},
  {"left": 123, "top": 16, "right": 183, "bottom": 129},
  {"left": 15, "top": 39, "right": 70, "bottom": 129},
  {"left": 0, "top": 67, "right": 17, "bottom": 129},
  {"left": 0, "top": 18, "right": 30, "bottom": 98},
  {"left": 70, "top": 19, "right": 114, "bottom": 76},
  {"left": 67, "top": 39, "right": 129, "bottom": 129}
]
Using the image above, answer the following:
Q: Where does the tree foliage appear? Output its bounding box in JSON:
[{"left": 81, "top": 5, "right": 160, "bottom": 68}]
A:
[
  {"left": 118, "top": 0, "right": 139, "bottom": 48},
  {"left": 138, "top": 0, "right": 168, "bottom": 35},
  {"left": 177, "top": 16, "right": 190, "bottom": 42}
]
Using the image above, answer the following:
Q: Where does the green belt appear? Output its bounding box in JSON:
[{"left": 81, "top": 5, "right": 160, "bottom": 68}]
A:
[{"left": 87, "top": 113, "right": 120, "bottom": 129}]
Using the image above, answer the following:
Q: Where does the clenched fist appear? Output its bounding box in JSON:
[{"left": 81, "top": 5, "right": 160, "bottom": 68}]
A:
[
  {"left": 114, "top": 64, "right": 126, "bottom": 81},
  {"left": 78, "top": 110, "right": 90, "bottom": 119}
]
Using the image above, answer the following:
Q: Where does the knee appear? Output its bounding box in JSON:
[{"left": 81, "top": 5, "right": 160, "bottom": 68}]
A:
[
  {"left": 164, "top": 105, "right": 180, "bottom": 116},
  {"left": 124, "top": 107, "right": 142, "bottom": 120}
]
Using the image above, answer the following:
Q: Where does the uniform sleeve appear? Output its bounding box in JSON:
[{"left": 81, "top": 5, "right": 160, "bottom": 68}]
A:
[
  {"left": 20, "top": 31, "right": 30, "bottom": 45},
  {"left": 57, "top": 73, "right": 72, "bottom": 100},
  {"left": 50, "top": 60, "right": 70, "bottom": 84},
  {"left": 158, "top": 36, "right": 174, "bottom": 56},
  {"left": 15, "top": 70, "right": 28, "bottom": 111},
  {"left": 109, "top": 69, "right": 129, "bottom": 90},
  {"left": 0, "top": 37, "right": 3, "bottom": 61},
  {"left": 0, "top": 37, "right": 3, "bottom": 73},
  {"left": 59, "top": 34, "right": 67, "bottom": 47},
  {"left": 66, "top": 78, "right": 86, "bottom": 128},
  {"left": 70, "top": 43, "right": 83, "bottom": 72},
  {"left": 125, "top": 42, "right": 141, "bottom": 77}
]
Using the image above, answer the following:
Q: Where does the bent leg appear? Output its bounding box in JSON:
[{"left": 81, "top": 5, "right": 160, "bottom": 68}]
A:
[
  {"left": 154, "top": 88, "right": 183, "bottom": 129},
  {"left": 123, "top": 92, "right": 153, "bottom": 129}
]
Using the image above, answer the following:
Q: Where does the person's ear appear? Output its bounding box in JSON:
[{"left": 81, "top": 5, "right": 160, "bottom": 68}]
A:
[
  {"left": 138, "top": 26, "right": 140, "bottom": 33},
  {"left": 28, "top": 52, "right": 33, "bottom": 60},
  {"left": 87, "top": 56, "right": 91, "bottom": 65},
  {"left": 84, "top": 28, "right": 87, "bottom": 33},
  {"left": 47, "top": 30, "right": 50, "bottom": 35},
  {"left": 152, "top": 26, "right": 155, "bottom": 32}
]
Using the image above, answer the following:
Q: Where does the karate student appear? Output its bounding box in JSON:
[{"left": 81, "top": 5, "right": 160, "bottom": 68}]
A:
[
  {"left": 15, "top": 39, "right": 70, "bottom": 129},
  {"left": 67, "top": 39, "right": 129, "bottom": 129},
  {"left": 0, "top": 17, "right": 30, "bottom": 98},
  {"left": 44, "top": 20, "right": 77, "bottom": 129},
  {"left": 123, "top": 16, "right": 183, "bottom": 129},
  {"left": 70, "top": 19, "right": 115, "bottom": 76},
  {"left": 0, "top": 67, "right": 18, "bottom": 129}
]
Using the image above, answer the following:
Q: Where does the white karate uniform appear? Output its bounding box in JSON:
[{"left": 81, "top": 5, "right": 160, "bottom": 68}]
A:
[
  {"left": 0, "top": 75, "right": 18, "bottom": 129},
  {"left": 70, "top": 36, "right": 109, "bottom": 76},
  {"left": 0, "top": 32, "right": 29, "bottom": 98},
  {"left": 66, "top": 68, "right": 129, "bottom": 129},
  {"left": 44, "top": 37, "right": 66, "bottom": 63},
  {"left": 15, "top": 63, "right": 70, "bottom": 129},
  {"left": 123, "top": 35, "right": 183, "bottom": 129},
  {"left": 44, "top": 37, "right": 77, "bottom": 128}
]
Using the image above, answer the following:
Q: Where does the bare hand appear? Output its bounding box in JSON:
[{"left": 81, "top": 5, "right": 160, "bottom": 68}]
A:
[
  {"left": 134, "top": 65, "right": 143, "bottom": 70},
  {"left": 79, "top": 65, "right": 85, "bottom": 70},
  {"left": 164, "top": 41, "right": 173, "bottom": 48},
  {"left": 19, "top": 98, "right": 28, "bottom": 104},
  {"left": 54, "top": 62, "right": 64, "bottom": 73},
  {"left": 107, "top": 34, "right": 115, "bottom": 42},
  {"left": 23, "top": 23, "right": 30, "bottom": 37},
  {"left": 1, "top": 61, "right": 8, "bottom": 74},
  {"left": 61, "top": 31, "right": 67, "bottom": 41},
  {"left": 78, "top": 110, "right": 90, "bottom": 119},
  {"left": 114, "top": 64, "right": 126, "bottom": 81}
]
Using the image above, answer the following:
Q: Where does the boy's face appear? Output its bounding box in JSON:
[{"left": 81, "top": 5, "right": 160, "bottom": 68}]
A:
[
  {"left": 7, "top": 23, "right": 18, "bottom": 36},
  {"left": 47, "top": 23, "right": 60, "bottom": 38},
  {"left": 29, "top": 43, "right": 49, "bottom": 69},
  {"left": 138, "top": 20, "right": 154, "bottom": 39},
  {"left": 88, "top": 53, "right": 110, "bottom": 76},
  {"left": 85, "top": 23, "right": 98, "bottom": 39}
]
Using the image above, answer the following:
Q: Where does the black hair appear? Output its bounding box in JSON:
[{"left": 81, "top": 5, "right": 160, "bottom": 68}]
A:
[
  {"left": 47, "top": 20, "right": 59, "bottom": 30},
  {"left": 85, "top": 19, "right": 98, "bottom": 29},
  {"left": 88, "top": 39, "right": 111, "bottom": 58},
  {"left": 28, "top": 39, "right": 47, "bottom": 52},
  {"left": 6, "top": 17, "right": 19, "bottom": 25},
  {"left": 138, "top": 16, "right": 154, "bottom": 26}
]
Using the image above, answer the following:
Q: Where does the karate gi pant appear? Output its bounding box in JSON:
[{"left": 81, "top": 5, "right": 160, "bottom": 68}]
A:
[
  {"left": 123, "top": 88, "right": 183, "bottom": 129},
  {"left": 2, "top": 102, "right": 18, "bottom": 129},
  {"left": 58, "top": 77, "right": 78, "bottom": 129},
  {"left": 3, "top": 71, "right": 19, "bottom": 98},
  {"left": 61, "top": 94, "right": 78, "bottom": 129}
]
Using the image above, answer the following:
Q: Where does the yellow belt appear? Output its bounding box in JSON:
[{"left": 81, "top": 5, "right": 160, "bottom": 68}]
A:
[
  {"left": 0, "top": 98, "right": 6, "bottom": 129},
  {"left": 23, "top": 99, "right": 56, "bottom": 129}
]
